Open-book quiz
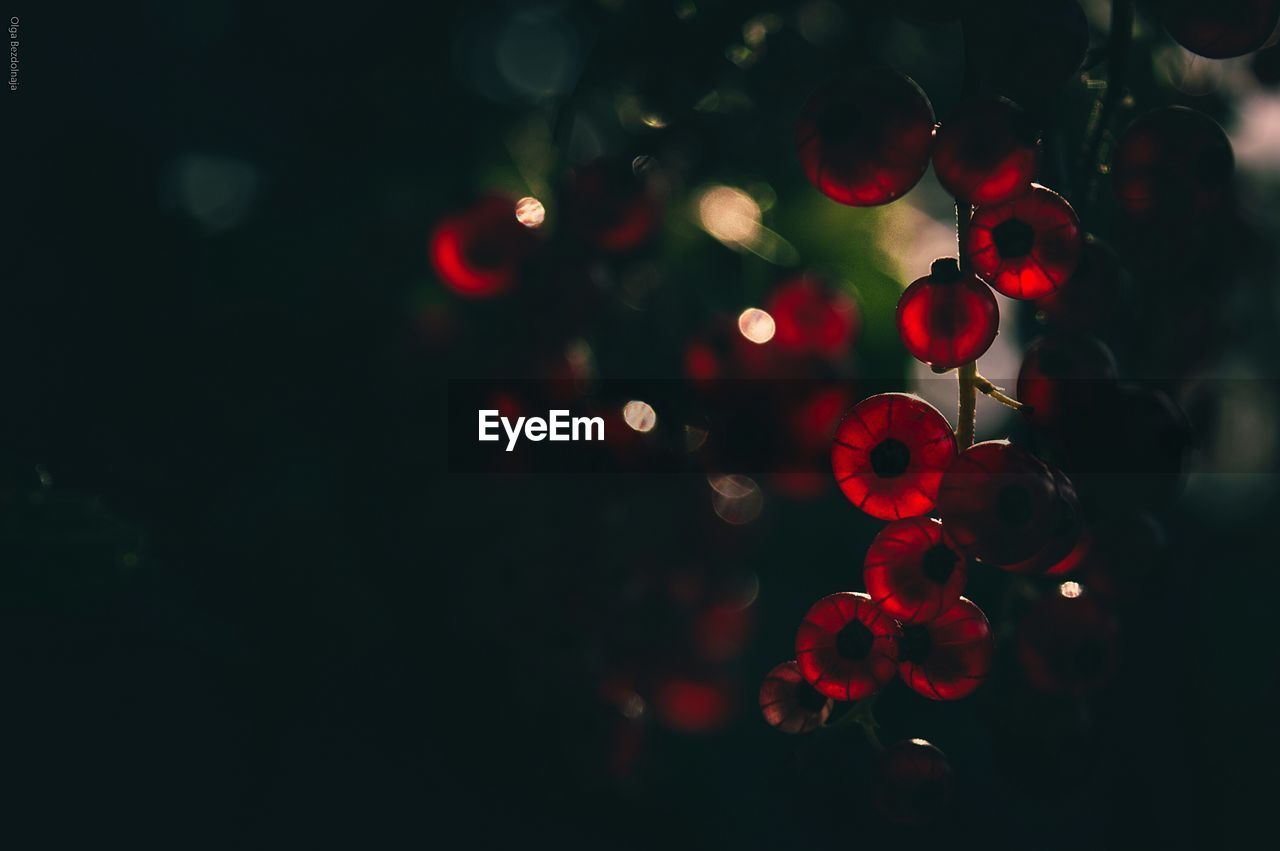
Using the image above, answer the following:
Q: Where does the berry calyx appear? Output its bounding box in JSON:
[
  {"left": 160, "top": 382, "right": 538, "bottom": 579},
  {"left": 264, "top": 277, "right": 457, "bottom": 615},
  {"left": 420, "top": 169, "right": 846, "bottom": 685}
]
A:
[
  {"left": 831, "top": 393, "right": 957, "bottom": 520},
  {"left": 933, "top": 97, "right": 1041, "bottom": 205},
  {"left": 898, "top": 597, "right": 994, "bottom": 701},
  {"left": 863, "top": 518, "right": 967, "bottom": 625},
  {"left": 759, "top": 660, "right": 834, "bottom": 734},
  {"left": 874, "top": 739, "right": 953, "bottom": 826},
  {"left": 796, "top": 70, "right": 936, "bottom": 207},
  {"left": 795, "top": 592, "right": 901, "bottom": 701},
  {"left": 1111, "top": 107, "right": 1235, "bottom": 223},
  {"left": 967, "top": 184, "right": 1082, "bottom": 299},
  {"left": 896, "top": 259, "right": 1000, "bottom": 369}
]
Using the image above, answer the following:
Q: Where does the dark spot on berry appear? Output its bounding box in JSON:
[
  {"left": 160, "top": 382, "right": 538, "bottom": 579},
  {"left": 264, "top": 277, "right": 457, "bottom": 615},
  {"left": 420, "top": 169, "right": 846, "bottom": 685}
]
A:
[
  {"left": 921, "top": 544, "right": 959, "bottom": 583},
  {"left": 836, "top": 620, "right": 875, "bottom": 660},
  {"left": 996, "top": 483, "right": 1034, "bottom": 526},
  {"left": 794, "top": 680, "right": 829, "bottom": 712},
  {"left": 992, "top": 218, "right": 1036, "bottom": 257},
  {"left": 899, "top": 625, "right": 932, "bottom": 664},
  {"left": 870, "top": 438, "right": 911, "bottom": 478},
  {"left": 930, "top": 257, "right": 963, "bottom": 283}
]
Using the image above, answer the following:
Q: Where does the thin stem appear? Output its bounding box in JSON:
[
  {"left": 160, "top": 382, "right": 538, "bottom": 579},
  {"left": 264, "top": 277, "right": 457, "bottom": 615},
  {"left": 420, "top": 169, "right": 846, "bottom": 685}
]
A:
[
  {"left": 974, "top": 374, "right": 1025, "bottom": 411},
  {"left": 957, "top": 362, "right": 978, "bottom": 447},
  {"left": 1079, "top": 0, "right": 1135, "bottom": 205},
  {"left": 952, "top": 14, "right": 981, "bottom": 448}
]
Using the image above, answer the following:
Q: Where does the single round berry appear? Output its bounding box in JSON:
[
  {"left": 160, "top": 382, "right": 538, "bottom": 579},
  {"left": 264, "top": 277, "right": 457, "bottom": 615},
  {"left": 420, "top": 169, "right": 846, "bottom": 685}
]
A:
[
  {"left": 898, "top": 597, "right": 994, "bottom": 701},
  {"left": 796, "top": 70, "right": 936, "bottom": 207},
  {"left": 1077, "top": 385, "right": 1192, "bottom": 507},
  {"left": 1159, "top": 0, "right": 1280, "bottom": 59},
  {"left": 967, "top": 185, "right": 1082, "bottom": 299},
  {"left": 1017, "top": 588, "right": 1117, "bottom": 695},
  {"left": 937, "top": 440, "right": 1063, "bottom": 565},
  {"left": 969, "top": 0, "right": 1089, "bottom": 102},
  {"left": 1111, "top": 107, "right": 1235, "bottom": 223},
  {"left": 863, "top": 518, "right": 966, "bottom": 625},
  {"left": 831, "top": 393, "right": 957, "bottom": 520},
  {"left": 1016, "top": 332, "right": 1120, "bottom": 436},
  {"left": 1001, "top": 467, "right": 1084, "bottom": 575},
  {"left": 874, "top": 739, "right": 953, "bottom": 826},
  {"left": 428, "top": 197, "right": 537, "bottom": 298},
  {"left": 933, "top": 98, "right": 1041, "bottom": 205},
  {"left": 759, "top": 660, "right": 834, "bottom": 734},
  {"left": 563, "top": 158, "right": 659, "bottom": 252},
  {"left": 895, "top": 258, "right": 1000, "bottom": 369},
  {"left": 1035, "top": 235, "right": 1126, "bottom": 330},
  {"left": 795, "top": 592, "right": 901, "bottom": 701},
  {"left": 766, "top": 277, "right": 860, "bottom": 359}
]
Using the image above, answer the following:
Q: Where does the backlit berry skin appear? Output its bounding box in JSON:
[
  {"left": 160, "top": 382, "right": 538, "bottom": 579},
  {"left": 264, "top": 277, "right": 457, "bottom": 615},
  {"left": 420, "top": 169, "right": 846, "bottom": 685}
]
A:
[
  {"left": 766, "top": 277, "right": 860, "bottom": 359},
  {"left": 1018, "top": 590, "right": 1118, "bottom": 695},
  {"left": 967, "top": 185, "right": 1082, "bottom": 300},
  {"left": 759, "top": 661, "right": 833, "bottom": 734},
  {"left": 796, "top": 70, "right": 936, "bottom": 207},
  {"left": 1158, "top": 0, "right": 1280, "bottom": 59},
  {"left": 863, "top": 518, "right": 966, "bottom": 625},
  {"left": 896, "top": 258, "right": 1000, "bottom": 370},
  {"left": 1111, "top": 107, "right": 1234, "bottom": 223},
  {"left": 428, "top": 197, "right": 537, "bottom": 298},
  {"left": 1016, "top": 332, "right": 1119, "bottom": 437},
  {"left": 874, "top": 739, "right": 953, "bottom": 826},
  {"left": 898, "top": 597, "right": 993, "bottom": 701},
  {"left": 795, "top": 592, "right": 901, "bottom": 701},
  {"left": 932, "top": 98, "right": 1040, "bottom": 205},
  {"left": 937, "top": 441, "right": 1063, "bottom": 565},
  {"left": 831, "top": 393, "right": 957, "bottom": 521}
]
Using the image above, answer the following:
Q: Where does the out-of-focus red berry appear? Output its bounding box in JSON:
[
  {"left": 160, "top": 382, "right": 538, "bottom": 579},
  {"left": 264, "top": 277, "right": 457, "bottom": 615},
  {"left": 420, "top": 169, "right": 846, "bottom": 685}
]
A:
[
  {"left": 428, "top": 196, "right": 537, "bottom": 298},
  {"left": 766, "top": 278, "right": 860, "bottom": 359},
  {"left": 967, "top": 184, "right": 1082, "bottom": 300},
  {"left": 933, "top": 98, "right": 1040, "bottom": 205},
  {"left": 1017, "top": 589, "right": 1118, "bottom": 695},
  {"left": 874, "top": 738, "right": 953, "bottom": 826},
  {"left": 1000, "top": 466, "right": 1084, "bottom": 575},
  {"left": 831, "top": 393, "right": 957, "bottom": 520},
  {"left": 1016, "top": 332, "right": 1119, "bottom": 436},
  {"left": 796, "top": 70, "right": 936, "bottom": 207},
  {"left": 1111, "top": 107, "right": 1234, "bottom": 223},
  {"left": 970, "top": 0, "right": 1088, "bottom": 102},
  {"left": 1158, "top": 0, "right": 1280, "bottom": 59},
  {"left": 563, "top": 159, "right": 660, "bottom": 253},
  {"left": 937, "top": 440, "right": 1064, "bottom": 565},
  {"left": 759, "top": 661, "right": 834, "bottom": 734},
  {"left": 653, "top": 677, "right": 735, "bottom": 733},
  {"left": 795, "top": 592, "right": 901, "bottom": 701},
  {"left": 896, "top": 258, "right": 1000, "bottom": 369},
  {"left": 863, "top": 518, "right": 966, "bottom": 625},
  {"left": 898, "top": 597, "right": 994, "bottom": 701}
]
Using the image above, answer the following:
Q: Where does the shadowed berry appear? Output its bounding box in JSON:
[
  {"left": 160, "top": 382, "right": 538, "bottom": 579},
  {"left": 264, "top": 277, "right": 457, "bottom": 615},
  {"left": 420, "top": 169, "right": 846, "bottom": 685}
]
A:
[
  {"left": 766, "top": 277, "right": 860, "bottom": 359},
  {"left": 937, "top": 441, "right": 1064, "bottom": 565},
  {"left": 863, "top": 518, "right": 967, "bottom": 624},
  {"left": 1001, "top": 467, "right": 1085, "bottom": 575},
  {"left": 831, "top": 393, "right": 957, "bottom": 520},
  {"left": 933, "top": 98, "right": 1041, "bottom": 205},
  {"left": 795, "top": 592, "right": 901, "bottom": 701},
  {"left": 967, "top": 185, "right": 1082, "bottom": 299},
  {"left": 898, "top": 597, "right": 994, "bottom": 700},
  {"left": 1035, "top": 235, "right": 1127, "bottom": 330},
  {"left": 1112, "top": 107, "right": 1235, "bottom": 223},
  {"left": 428, "top": 196, "right": 537, "bottom": 298},
  {"left": 969, "top": 0, "right": 1089, "bottom": 103},
  {"left": 563, "top": 159, "right": 660, "bottom": 253},
  {"left": 874, "top": 739, "right": 953, "bottom": 826},
  {"left": 1017, "top": 589, "right": 1118, "bottom": 695},
  {"left": 796, "top": 70, "right": 936, "bottom": 207},
  {"left": 1016, "top": 332, "right": 1119, "bottom": 436},
  {"left": 759, "top": 661, "right": 834, "bottom": 734},
  {"left": 896, "top": 258, "right": 1000, "bottom": 369},
  {"left": 1158, "top": 0, "right": 1280, "bottom": 59}
]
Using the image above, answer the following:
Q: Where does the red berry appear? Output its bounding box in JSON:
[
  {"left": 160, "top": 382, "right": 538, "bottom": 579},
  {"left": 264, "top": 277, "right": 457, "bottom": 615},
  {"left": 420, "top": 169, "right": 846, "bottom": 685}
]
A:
[
  {"left": 932, "top": 97, "right": 1040, "bottom": 205},
  {"left": 863, "top": 518, "right": 966, "bottom": 625},
  {"left": 796, "top": 70, "right": 936, "bottom": 207},
  {"left": 895, "top": 258, "right": 1000, "bottom": 370},
  {"left": 563, "top": 159, "right": 659, "bottom": 253},
  {"left": 1017, "top": 588, "right": 1117, "bottom": 695},
  {"left": 1035, "top": 235, "right": 1126, "bottom": 330},
  {"left": 1000, "top": 467, "right": 1084, "bottom": 575},
  {"left": 1158, "top": 0, "right": 1280, "bottom": 59},
  {"left": 759, "top": 661, "right": 834, "bottom": 734},
  {"left": 898, "top": 597, "right": 994, "bottom": 701},
  {"left": 873, "top": 738, "right": 953, "bottom": 826},
  {"left": 831, "top": 393, "right": 957, "bottom": 520},
  {"left": 766, "top": 277, "right": 860, "bottom": 359},
  {"left": 936, "top": 440, "right": 1063, "bottom": 565},
  {"left": 795, "top": 592, "right": 901, "bottom": 701},
  {"left": 428, "top": 196, "right": 536, "bottom": 298},
  {"left": 1111, "top": 107, "right": 1234, "bottom": 223},
  {"left": 1016, "top": 332, "right": 1119, "bottom": 436},
  {"left": 967, "top": 184, "right": 1082, "bottom": 300}
]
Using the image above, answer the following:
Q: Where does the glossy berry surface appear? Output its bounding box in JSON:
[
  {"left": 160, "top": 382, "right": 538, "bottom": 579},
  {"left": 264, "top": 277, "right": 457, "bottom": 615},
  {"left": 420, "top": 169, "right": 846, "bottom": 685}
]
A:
[
  {"left": 766, "top": 277, "right": 860, "bottom": 359},
  {"left": 831, "top": 393, "right": 957, "bottom": 520},
  {"left": 932, "top": 98, "right": 1040, "bottom": 205},
  {"left": 874, "top": 739, "right": 953, "bottom": 826},
  {"left": 896, "top": 258, "right": 1000, "bottom": 369},
  {"left": 428, "top": 196, "right": 536, "bottom": 298},
  {"left": 898, "top": 597, "right": 993, "bottom": 701},
  {"left": 759, "top": 661, "right": 833, "bottom": 734},
  {"left": 1159, "top": 0, "right": 1280, "bottom": 59},
  {"left": 1016, "top": 332, "right": 1119, "bottom": 436},
  {"left": 563, "top": 159, "right": 659, "bottom": 253},
  {"left": 1018, "top": 589, "right": 1118, "bottom": 695},
  {"left": 1111, "top": 107, "right": 1235, "bottom": 223},
  {"left": 967, "top": 185, "right": 1082, "bottom": 299},
  {"left": 796, "top": 70, "right": 936, "bottom": 207},
  {"left": 795, "top": 592, "right": 901, "bottom": 701},
  {"left": 937, "top": 441, "right": 1063, "bottom": 565},
  {"left": 863, "top": 518, "right": 966, "bottom": 625}
]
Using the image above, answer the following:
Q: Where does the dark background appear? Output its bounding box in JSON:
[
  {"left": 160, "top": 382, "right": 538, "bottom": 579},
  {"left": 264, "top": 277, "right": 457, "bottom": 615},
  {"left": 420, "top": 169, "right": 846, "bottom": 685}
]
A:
[{"left": 6, "top": 1, "right": 1280, "bottom": 847}]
